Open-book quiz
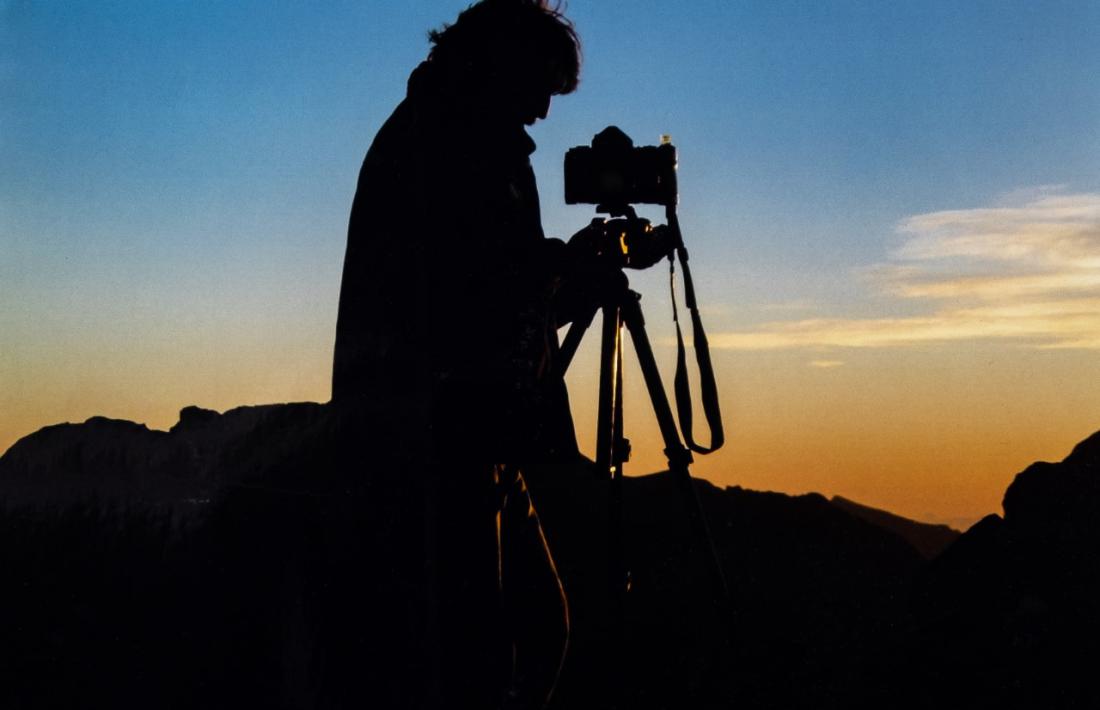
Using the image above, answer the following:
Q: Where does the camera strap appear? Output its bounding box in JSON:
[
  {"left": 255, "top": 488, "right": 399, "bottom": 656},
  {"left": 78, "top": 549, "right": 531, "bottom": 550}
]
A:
[{"left": 668, "top": 213, "right": 725, "bottom": 455}]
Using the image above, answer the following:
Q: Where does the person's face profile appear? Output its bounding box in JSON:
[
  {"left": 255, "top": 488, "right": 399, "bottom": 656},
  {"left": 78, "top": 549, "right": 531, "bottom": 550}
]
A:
[{"left": 521, "top": 91, "right": 552, "bottom": 125}]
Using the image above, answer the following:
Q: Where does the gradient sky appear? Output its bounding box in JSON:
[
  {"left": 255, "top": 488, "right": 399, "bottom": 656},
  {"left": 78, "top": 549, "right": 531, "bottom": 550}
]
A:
[{"left": 3, "top": 1, "right": 1099, "bottom": 528}]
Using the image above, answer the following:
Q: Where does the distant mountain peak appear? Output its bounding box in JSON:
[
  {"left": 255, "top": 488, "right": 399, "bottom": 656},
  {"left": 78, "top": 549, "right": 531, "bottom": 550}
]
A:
[{"left": 829, "top": 495, "right": 961, "bottom": 559}]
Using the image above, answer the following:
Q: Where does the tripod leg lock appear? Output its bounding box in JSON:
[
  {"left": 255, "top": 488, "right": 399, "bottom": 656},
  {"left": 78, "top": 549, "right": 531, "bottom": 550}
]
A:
[{"left": 664, "top": 445, "right": 694, "bottom": 469}]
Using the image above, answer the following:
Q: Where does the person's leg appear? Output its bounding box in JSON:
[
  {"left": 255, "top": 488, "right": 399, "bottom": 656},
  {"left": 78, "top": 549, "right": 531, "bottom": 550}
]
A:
[
  {"left": 429, "top": 463, "right": 513, "bottom": 709},
  {"left": 500, "top": 469, "right": 570, "bottom": 710}
]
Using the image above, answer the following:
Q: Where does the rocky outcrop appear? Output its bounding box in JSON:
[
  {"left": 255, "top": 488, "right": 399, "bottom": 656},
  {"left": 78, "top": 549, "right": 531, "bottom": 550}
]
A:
[
  {"left": 0, "top": 403, "right": 329, "bottom": 510},
  {"left": 909, "top": 430, "right": 1100, "bottom": 709}
]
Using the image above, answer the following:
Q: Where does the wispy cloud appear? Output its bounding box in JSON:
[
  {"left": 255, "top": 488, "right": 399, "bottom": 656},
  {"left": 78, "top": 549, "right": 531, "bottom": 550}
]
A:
[
  {"left": 809, "top": 360, "right": 845, "bottom": 368},
  {"left": 712, "top": 190, "right": 1100, "bottom": 350}
]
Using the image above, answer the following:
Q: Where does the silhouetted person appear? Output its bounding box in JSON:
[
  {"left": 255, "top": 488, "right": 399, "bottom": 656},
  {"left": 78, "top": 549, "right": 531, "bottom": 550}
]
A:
[{"left": 331, "top": 1, "right": 592, "bottom": 708}]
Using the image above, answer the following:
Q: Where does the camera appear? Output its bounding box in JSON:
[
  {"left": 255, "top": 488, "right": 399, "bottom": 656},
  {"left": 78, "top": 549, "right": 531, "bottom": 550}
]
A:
[{"left": 564, "top": 126, "right": 678, "bottom": 208}]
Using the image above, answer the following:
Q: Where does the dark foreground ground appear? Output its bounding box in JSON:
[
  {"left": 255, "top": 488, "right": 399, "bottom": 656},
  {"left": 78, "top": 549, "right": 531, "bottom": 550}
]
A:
[{"left": 2, "top": 403, "right": 1098, "bottom": 709}]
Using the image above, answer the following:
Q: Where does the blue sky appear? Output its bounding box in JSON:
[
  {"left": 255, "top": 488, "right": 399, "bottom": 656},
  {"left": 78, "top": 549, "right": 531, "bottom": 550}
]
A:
[{"left": 3, "top": 1, "right": 1100, "bottom": 525}]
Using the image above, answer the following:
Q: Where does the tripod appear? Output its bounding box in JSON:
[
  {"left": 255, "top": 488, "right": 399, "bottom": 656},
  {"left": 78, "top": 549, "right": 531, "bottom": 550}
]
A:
[{"left": 557, "top": 212, "right": 733, "bottom": 700}]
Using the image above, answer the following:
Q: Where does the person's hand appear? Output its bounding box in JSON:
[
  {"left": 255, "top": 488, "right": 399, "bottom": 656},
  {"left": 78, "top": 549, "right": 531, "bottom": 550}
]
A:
[
  {"left": 568, "top": 218, "right": 675, "bottom": 271},
  {"left": 554, "top": 226, "right": 629, "bottom": 322},
  {"left": 569, "top": 242, "right": 627, "bottom": 303},
  {"left": 622, "top": 223, "right": 675, "bottom": 270},
  {"left": 567, "top": 219, "right": 619, "bottom": 265}
]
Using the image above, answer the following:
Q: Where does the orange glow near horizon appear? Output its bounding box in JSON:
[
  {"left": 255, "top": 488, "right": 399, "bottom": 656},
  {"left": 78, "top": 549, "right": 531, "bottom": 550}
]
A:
[
  {"left": 3, "top": 325, "right": 1098, "bottom": 531},
  {"left": 567, "top": 336, "right": 1100, "bottom": 530},
  {"left": 6, "top": 190, "right": 1100, "bottom": 531}
]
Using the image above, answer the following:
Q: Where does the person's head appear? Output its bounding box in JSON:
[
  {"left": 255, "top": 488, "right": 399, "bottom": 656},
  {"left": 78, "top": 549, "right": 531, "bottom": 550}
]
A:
[{"left": 427, "top": 0, "right": 581, "bottom": 124}]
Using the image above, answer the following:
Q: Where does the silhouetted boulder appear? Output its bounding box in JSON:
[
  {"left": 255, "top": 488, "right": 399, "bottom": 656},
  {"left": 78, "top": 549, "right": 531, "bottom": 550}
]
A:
[
  {"left": 910, "top": 429, "right": 1100, "bottom": 709},
  {"left": 1003, "top": 430, "right": 1100, "bottom": 538}
]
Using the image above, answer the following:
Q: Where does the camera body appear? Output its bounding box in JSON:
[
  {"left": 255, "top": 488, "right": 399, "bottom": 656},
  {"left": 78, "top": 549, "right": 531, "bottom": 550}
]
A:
[{"left": 564, "top": 126, "right": 678, "bottom": 209}]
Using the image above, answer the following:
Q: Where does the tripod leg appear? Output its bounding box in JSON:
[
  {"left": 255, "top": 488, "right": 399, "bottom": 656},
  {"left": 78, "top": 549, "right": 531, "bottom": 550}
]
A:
[
  {"left": 610, "top": 329, "right": 628, "bottom": 652},
  {"left": 594, "top": 305, "right": 622, "bottom": 479},
  {"left": 619, "top": 293, "right": 732, "bottom": 617},
  {"left": 594, "top": 304, "right": 632, "bottom": 708},
  {"left": 595, "top": 303, "right": 629, "bottom": 609},
  {"left": 556, "top": 306, "right": 597, "bottom": 376}
]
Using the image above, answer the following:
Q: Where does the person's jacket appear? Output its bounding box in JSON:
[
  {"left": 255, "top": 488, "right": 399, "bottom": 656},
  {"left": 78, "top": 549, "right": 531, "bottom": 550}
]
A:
[{"left": 332, "top": 60, "right": 578, "bottom": 463}]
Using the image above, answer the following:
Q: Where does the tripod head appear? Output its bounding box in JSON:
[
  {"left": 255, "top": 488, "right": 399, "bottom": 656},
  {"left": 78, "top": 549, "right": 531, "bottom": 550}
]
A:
[{"left": 570, "top": 206, "right": 678, "bottom": 272}]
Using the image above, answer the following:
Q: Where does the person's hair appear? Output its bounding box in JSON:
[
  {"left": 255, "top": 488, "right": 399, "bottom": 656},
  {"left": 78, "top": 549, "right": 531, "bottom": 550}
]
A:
[{"left": 428, "top": 0, "right": 581, "bottom": 95}]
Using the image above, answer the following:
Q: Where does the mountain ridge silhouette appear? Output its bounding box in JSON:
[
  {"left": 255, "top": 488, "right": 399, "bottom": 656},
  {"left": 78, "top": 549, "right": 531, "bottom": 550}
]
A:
[
  {"left": 829, "top": 494, "right": 960, "bottom": 559},
  {"left": 1, "top": 402, "right": 1097, "bottom": 708}
]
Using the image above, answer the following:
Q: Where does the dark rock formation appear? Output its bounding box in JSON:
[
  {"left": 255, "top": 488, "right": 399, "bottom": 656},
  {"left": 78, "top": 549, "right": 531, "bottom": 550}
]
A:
[
  {"left": 0, "top": 403, "right": 328, "bottom": 509},
  {"left": 523, "top": 470, "right": 925, "bottom": 709},
  {"left": 3, "top": 406, "right": 1099, "bottom": 708},
  {"left": 909, "top": 430, "right": 1100, "bottom": 709}
]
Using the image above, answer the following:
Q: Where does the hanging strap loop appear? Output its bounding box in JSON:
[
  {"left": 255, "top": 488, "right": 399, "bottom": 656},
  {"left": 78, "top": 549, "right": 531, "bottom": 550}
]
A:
[{"left": 667, "top": 208, "right": 725, "bottom": 454}]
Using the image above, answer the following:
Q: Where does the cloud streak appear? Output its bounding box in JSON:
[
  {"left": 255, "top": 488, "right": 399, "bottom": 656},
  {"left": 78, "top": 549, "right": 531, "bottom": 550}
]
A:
[
  {"left": 714, "top": 190, "right": 1100, "bottom": 350},
  {"left": 809, "top": 360, "right": 845, "bottom": 368}
]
